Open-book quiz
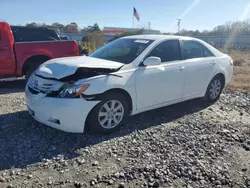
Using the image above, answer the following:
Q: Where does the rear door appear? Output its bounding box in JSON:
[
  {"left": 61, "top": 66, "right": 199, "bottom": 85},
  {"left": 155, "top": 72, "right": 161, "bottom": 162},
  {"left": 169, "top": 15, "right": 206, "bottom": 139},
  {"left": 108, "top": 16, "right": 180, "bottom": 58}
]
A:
[
  {"left": 181, "top": 39, "right": 216, "bottom": 98},
  {"left": 0, "top": 23, "right": 16, "bottom": 76}
]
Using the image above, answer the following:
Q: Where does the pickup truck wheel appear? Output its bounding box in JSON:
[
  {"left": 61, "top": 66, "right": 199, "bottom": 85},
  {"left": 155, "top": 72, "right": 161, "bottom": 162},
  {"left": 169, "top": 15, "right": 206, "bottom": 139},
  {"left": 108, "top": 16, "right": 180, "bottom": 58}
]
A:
[{"left": 25, "top": 66, "right": 38, "bottom": 82}]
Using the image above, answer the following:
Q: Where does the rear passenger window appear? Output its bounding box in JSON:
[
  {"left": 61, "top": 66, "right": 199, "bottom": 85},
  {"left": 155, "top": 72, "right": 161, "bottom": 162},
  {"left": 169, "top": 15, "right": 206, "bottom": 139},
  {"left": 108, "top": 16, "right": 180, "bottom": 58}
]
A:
[
  {"left": 202, "top": 45, "right": 214, "bottom": 57},
  {"left": 182, "top": 40, "right": 204, "bottom": 59},
  {"left": 147, "top": 40, "right": 181, "bottom": 62},
  {"left": 11, "top": 26, "right": 59, "bottom": 42}
]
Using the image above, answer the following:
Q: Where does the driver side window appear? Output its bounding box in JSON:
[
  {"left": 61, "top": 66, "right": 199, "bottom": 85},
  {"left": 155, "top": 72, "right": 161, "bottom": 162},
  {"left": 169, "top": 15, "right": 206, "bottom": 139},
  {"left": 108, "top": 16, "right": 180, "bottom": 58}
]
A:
[{"left": 146, "top": 40, "right": 181, "bottom": 62}]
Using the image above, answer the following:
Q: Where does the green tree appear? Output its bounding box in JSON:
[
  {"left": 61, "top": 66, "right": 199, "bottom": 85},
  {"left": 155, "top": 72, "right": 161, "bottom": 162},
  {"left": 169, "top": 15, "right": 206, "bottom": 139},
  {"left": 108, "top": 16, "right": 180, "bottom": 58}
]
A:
[
  {"left": 81, "top": 23, "right": 101, "bottom": 33},
  {"left": 26, "top": 22, "right": 38, "bottom": 27},
  {"left": 109, "top": 29, "right": 144, "bottom": 42},
  {"left": 64, "top": 23, "right": 78, "bottom": 33},
  {"left": 92, "top": 23, "right": 101, "bottom": 32},
  {"left": 51, "top": 22, "right": 65, "bottom": 33}
]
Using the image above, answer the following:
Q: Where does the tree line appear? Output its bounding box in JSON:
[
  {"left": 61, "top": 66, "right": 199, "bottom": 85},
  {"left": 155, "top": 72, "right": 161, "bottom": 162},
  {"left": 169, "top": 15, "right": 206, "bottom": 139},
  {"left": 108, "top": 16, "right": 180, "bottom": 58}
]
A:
[
  {"left": 25, "top": 20, "right": 250, "bottom": 37},
  {"left": 25, "top": 22, "right": 104, "bottom": 53},
  {"left": 25, "top": 22, "right": 101, "bottom": 34},
  {"left": 24, "top": 20, "right": 250, "bottom": 53},
  {"left": 171, "top": 20, "right": 250, "bottom": 36}
]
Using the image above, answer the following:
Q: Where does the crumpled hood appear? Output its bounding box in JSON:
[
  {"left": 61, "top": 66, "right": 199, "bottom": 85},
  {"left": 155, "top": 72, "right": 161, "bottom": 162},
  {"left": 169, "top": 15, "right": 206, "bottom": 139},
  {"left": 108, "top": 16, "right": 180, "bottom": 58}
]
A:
[{"left": 35, "top": 56, "right": 124, "bottom": 79}]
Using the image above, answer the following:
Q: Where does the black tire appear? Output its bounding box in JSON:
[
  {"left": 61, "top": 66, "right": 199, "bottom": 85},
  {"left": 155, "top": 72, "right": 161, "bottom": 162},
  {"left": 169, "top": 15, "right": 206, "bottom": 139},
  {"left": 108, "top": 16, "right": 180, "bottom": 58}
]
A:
[
  {"left": 204, "top": 75, "right": 224, "bottom": 103},
  {"left": 25, "top": 67, "right": 36, "bottom": 82},
  {"left": 25, "top": 63, "right": 41, "bottom": 82},
  {"left": 86, "top": 92, "right": 129, "bottom": 134}
]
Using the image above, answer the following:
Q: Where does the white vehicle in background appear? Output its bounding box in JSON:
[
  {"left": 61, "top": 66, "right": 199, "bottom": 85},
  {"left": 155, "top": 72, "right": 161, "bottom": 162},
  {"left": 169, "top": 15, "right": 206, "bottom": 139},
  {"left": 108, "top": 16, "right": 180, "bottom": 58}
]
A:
[{"left": 25, "top": 35, "right": 233, "bottom": 134}]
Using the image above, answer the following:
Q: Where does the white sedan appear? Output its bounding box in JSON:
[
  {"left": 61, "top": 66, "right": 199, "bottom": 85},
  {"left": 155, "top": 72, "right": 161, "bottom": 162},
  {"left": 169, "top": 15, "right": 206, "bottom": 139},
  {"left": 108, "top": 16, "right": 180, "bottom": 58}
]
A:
[{"left": 25, "top": 35, "right": 233, "bottom": 134}]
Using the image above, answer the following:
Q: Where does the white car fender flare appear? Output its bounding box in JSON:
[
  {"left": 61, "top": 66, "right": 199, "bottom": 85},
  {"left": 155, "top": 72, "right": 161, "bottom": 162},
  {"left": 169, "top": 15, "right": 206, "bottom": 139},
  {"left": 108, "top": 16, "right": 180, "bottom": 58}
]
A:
[{"left": 81, "top": 87, "right": 135, "bottom": 114}]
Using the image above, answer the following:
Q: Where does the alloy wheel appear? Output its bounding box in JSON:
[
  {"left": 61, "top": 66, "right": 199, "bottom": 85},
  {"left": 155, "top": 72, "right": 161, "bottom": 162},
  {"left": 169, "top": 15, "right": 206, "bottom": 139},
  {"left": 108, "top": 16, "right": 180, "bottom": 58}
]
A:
[
  {"left": 98, "top": 100, "right": 124, "bottom": 129},
  {"left": 209, "top": 79, "right": 222, "bottom": 99}
]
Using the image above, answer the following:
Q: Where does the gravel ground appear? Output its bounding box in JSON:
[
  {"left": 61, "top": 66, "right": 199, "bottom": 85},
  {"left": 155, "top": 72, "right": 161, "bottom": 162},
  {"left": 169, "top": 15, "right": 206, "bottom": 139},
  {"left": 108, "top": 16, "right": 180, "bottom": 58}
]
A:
[{"left": 0, "top": 80, "right": 250, "bottom": 188}]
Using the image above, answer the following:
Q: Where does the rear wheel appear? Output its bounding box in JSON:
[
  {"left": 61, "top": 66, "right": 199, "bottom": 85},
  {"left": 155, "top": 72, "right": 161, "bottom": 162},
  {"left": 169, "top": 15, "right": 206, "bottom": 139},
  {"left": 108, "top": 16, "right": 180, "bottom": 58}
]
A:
[
  {"left": 205, "top": 75, "right": 224, "bottom": 103},
  {"left": 24, "top": 62, "right": 43, "bottom": 82},
  {"left": 25, "top": 66, "right": 37, "bottom": 82},
  {"left": 87, "top": 93, "right": 129, "bottom": 134}
]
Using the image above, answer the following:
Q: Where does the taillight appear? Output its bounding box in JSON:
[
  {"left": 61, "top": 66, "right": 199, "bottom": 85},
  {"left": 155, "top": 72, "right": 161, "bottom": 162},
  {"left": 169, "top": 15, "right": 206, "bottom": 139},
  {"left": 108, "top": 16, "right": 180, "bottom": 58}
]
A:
[
  {"left": 229, "top": 59, "right": 233, "bottom": 65},
  {"left": 73, "top": 42, "right": 79, "bottom": 56}
]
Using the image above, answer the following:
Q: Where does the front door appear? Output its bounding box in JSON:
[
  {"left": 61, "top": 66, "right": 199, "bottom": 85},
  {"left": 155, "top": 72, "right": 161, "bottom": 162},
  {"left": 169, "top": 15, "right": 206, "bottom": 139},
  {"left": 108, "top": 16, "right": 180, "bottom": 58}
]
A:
[
  {"left": 135, "top": 39, "right": 186, "bottom": 110},
  {"left": 0, "top": 22, "right": 15, "bottom": 77}
]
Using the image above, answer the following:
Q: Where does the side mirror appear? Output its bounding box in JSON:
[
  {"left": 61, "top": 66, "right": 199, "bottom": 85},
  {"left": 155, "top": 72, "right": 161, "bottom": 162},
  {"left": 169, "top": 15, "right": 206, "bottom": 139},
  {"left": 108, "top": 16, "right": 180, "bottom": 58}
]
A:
[{"left": 143, "top": 56, "right": 161, "bottom": 66}]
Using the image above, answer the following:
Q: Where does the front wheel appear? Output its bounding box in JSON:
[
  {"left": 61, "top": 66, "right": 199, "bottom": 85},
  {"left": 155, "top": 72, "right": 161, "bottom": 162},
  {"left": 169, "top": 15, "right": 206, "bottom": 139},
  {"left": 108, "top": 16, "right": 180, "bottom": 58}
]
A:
[
  {"left": 87, "top": 93, "right": 129, "bottom": 134},
  {"left": 205, "top": 76, "right": 224, "bottom": 103}
]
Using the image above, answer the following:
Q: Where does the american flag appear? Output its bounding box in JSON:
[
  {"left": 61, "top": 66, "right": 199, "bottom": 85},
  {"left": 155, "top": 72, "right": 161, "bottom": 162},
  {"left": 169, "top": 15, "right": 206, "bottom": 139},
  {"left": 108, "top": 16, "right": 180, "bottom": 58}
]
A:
[{"left": 133, "top": 7, "right": 140, "bottom": 21}]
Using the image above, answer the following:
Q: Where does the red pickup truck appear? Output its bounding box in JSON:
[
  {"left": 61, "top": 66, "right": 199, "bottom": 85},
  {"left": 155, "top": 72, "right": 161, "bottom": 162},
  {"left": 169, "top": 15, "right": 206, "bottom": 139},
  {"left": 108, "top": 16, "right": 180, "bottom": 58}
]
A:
[{"left": 0, "top": 22, "right": 79, "bottom": 81}]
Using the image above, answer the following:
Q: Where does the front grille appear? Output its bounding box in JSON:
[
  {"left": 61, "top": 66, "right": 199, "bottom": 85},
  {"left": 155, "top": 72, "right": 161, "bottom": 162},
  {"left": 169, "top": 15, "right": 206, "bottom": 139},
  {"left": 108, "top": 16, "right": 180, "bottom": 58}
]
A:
[
  {"left": 28, "top": 86, "right": 39, "bottom": 95},
  {"left": 28, "top": 74, "right": 64, "bottom": 96},
  {"left": 29, "top": 76, "right": 55, "bottom": 94},
  {"left": 29, "top": 82, "right": 54, "bottom": 92},
  {"left": 39, "top": 84, "right": 54, "bottom": 91}
]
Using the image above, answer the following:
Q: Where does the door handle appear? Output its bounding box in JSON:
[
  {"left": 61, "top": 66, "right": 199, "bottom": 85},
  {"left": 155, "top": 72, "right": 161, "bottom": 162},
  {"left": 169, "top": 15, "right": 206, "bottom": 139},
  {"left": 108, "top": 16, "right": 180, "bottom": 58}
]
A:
[
  {"left": 178, "top": 66, "right": 185, "bottom": 71},
  {"left": 211, "top": 60, "right": 216, "bottom": 65}
]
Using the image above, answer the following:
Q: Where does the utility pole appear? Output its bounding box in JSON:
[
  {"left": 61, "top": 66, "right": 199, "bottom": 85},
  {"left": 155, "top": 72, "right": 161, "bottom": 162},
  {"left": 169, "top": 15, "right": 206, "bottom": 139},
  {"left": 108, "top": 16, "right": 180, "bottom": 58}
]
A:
[
  {"left": 177, "top": 19, "right": 181, "bottom": 34},
  {"left": 148, "top": 22, "right": 151, "bottom": 30}
]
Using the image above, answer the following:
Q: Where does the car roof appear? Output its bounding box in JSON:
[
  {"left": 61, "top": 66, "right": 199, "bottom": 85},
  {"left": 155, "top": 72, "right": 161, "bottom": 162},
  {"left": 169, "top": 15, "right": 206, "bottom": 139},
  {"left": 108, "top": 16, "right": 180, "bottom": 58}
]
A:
[
  {"left": 122, "top": 34, "right": 195, "bottom": 41},
  {"left": 122, "top": 34, "right": 225, "bottom": 57}
]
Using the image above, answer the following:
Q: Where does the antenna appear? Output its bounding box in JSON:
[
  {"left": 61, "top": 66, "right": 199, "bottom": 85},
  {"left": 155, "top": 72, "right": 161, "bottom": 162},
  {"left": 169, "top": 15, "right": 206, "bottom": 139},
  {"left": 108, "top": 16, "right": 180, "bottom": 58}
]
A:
[{"left": 177, "top": 19, "right": 181, "bottom": 34}]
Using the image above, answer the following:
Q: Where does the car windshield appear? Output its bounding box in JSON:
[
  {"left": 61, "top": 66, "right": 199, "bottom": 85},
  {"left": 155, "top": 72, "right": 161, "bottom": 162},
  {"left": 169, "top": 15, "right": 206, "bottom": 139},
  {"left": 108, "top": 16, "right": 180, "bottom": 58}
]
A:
[{"left": 89, "top": 38, "right": 154, "bottom": 64}]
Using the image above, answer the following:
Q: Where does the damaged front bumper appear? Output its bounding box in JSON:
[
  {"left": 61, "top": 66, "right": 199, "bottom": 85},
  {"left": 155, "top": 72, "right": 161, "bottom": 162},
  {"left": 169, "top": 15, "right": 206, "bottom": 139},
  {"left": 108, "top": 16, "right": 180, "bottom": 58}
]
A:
[{"left": 25, "top": 84, "right": 100, "bottom": 133}]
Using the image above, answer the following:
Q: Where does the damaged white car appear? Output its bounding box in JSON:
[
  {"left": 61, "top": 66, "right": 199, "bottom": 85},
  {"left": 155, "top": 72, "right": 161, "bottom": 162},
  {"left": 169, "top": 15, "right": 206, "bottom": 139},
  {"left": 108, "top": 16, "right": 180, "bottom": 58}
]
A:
[{"left": 25, "top": 35, "right": 233, "bottom": 133}]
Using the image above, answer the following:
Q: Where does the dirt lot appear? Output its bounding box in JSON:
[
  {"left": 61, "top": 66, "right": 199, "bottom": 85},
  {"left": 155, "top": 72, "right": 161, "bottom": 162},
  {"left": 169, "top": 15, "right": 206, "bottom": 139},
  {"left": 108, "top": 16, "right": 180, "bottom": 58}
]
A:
[{"left": 0, "top": 51, "right": 250, "bottom": 188}]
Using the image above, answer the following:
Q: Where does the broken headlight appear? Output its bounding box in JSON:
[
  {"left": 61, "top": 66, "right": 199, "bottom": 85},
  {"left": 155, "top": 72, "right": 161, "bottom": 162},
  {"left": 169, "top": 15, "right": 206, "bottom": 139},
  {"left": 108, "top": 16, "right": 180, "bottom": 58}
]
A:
[{"left": 58, "top": 83, "right": 89, "bottom": 98}]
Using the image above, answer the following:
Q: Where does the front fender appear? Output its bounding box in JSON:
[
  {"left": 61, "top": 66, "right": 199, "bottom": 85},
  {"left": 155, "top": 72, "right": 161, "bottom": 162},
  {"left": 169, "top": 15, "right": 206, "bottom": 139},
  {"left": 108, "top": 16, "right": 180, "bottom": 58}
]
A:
[{"left": 78, "top": 71, "right": 137, "bottom": 111}]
